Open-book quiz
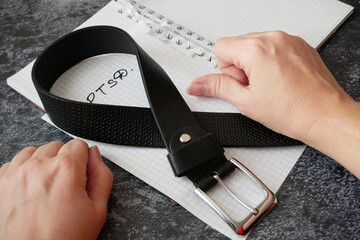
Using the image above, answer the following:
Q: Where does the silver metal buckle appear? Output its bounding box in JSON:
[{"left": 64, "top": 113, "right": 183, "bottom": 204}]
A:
[{"left": 195, "top": 158, "right": 277, "bottom": 235}]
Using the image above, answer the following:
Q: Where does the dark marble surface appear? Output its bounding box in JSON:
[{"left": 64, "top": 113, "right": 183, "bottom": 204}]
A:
[{"left": 0, "top": 0, "right": 359, "bottom": 239}]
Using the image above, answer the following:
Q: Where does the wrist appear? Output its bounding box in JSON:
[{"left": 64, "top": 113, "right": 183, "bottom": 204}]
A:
[
  {"left": 303, "top": 96, "right": 360, "bottom": 145},
  {"left": 302, "top": 96, "right": 360, "bottom": 178}
]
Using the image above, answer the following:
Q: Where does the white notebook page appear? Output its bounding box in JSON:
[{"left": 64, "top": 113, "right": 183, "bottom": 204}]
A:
[
  {"left": 45, "top": 48, "right": 305, "bottom": 240},
  {"left": 140, "top": 0, "right": 353, "bottom": 49},
  {"left": 6, "top": 0, "right": 353, "bottom": 239}
]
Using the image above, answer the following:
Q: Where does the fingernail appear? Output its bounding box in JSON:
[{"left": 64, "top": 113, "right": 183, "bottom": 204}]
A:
[
  {"left": 187, "top": 84, "right": 206, "bottom": 96},
  {"left": 91, "top": 145, "right": 102, "bottom": 162}
]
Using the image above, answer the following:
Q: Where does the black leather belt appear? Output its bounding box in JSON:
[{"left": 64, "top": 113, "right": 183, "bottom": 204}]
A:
[{"left": 32, "top": 26, "right": 299, "bottom": 235}]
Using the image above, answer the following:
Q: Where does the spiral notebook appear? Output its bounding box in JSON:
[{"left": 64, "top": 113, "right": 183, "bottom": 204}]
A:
[{"left": 7, "top": 0, "right": 354, "bottom": 239}]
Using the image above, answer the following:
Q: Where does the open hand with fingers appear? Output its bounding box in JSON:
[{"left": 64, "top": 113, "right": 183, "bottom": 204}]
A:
[
  {"left": 188, "top": 31, "right": 360, "bottom": 178},
  {"left": 188, "top": 31, "right": 352, "bottom": 140}
]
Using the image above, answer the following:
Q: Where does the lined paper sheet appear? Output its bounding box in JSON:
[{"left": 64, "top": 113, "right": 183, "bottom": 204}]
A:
[{"left": 6, "top": 0, "right": 353, "bottom": 239}]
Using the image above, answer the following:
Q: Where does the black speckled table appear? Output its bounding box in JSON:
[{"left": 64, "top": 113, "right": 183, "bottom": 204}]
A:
[{"left": 0, "top": 1, "right": 359, "bottom": 239}]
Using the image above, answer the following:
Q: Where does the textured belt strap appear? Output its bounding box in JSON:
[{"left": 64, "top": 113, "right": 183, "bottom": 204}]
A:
[
  {"left": 32, "top": 26, "right": 295, "bottom": 235},
  {"left": 31, "top": 26, "right": 300, "bottom": 148}
]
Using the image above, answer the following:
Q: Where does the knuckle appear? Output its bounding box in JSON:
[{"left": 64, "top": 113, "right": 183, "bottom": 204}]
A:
[
  {"left": 0, "top": 162, "right": 10, "bottom": 169},
  {"left": 294, "top": 35, "right": 305, "bottom": 43},
  {"left": 22, "top": 157, "right": 42, "bottom": 171},
  {"left": 215, "top": 37, "right": 228, "bottom": 46},
  {"left": 250, "top": 38, "right": 266, "bottom": 48},
  {"left": 246, "top": 38, "right": 267, "bottom": 55},
  {"left": 214, "top": 36, "right": 235, "bottom": 54},
  {"left": 49, "top": 141, "right": 64, "bottom": 146},
  {"left": 214, "top": 37, "right": 227, "bottom": 54},
  {"left": 208, "top": 75, "right": 223, "bottom": 97},
  {"left": 56, "top": 153, "right": 74, "bottom": 169},
  {"left": 262, "top": 31, "right": 301, "bottom": 54},
  {"left": 24, "top": 146, "right": 37, "bottom": 151},
  {"left": 269, "top": 30, "right": 289, "bottom": 39},
  {"left": 23, "top": 146, "right": 38, "bottom": 153},
  {"left": 68, "top": 139, "right": 88, "bottom": 150},
  {"left": 295, "top": 36, "right": 314, "bottom": 51},
  {"left": 269, "top": 31, "right": 297, "bottom": 49}
]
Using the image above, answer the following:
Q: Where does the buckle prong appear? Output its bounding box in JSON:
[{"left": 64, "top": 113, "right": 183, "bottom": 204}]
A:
[
  {"left": 213, "top": 174, "right": 259, "bottom": 215},
  {"left": 194, "top": 158, "right": 277, "bottom": 235}
]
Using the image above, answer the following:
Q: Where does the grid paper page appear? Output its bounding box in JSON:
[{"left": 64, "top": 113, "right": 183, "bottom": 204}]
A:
[
  {"left": 139, "top": 0, "right": 353, "bottom": 49},
  {"left": 48, "top": 53, "right": 305, "bottom": 239},
  {"left": 5, "top": 0, "right": 353, "bottom": 238},
  {"left": 7, "top": 0, "right": 354, "bottom": 111},
  {"left": 43, "top": 115, "right": 304, "bottom": 240}
]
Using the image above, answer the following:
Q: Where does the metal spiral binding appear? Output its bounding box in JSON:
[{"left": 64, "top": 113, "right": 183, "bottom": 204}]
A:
[{"left": 115, "top": 0, "right": 217, "bottom": 65}]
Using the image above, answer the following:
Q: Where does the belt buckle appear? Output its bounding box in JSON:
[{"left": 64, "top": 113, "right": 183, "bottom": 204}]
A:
[{"left": 194, "top": 158, "right": 277, "bottom": 235}]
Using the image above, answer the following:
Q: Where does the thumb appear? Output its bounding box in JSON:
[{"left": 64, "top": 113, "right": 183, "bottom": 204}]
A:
[
  {"left": 86, "top": 146, "right": 113, "bottom": 223},
  {"left": 187, "top": 73, "right": 250, "bottom": 108}
]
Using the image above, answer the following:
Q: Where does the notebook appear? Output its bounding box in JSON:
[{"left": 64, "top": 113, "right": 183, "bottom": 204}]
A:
[{"left": 7, "top": 0, "right": 354, "bottom": 239}]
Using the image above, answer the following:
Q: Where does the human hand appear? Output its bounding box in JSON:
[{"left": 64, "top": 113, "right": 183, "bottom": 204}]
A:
[
  {"left": 0, "top": 140, "right": 113, "bottom": 240},
  {"left": 187, "top": 31, "right": 353, "bottom": 142}
]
